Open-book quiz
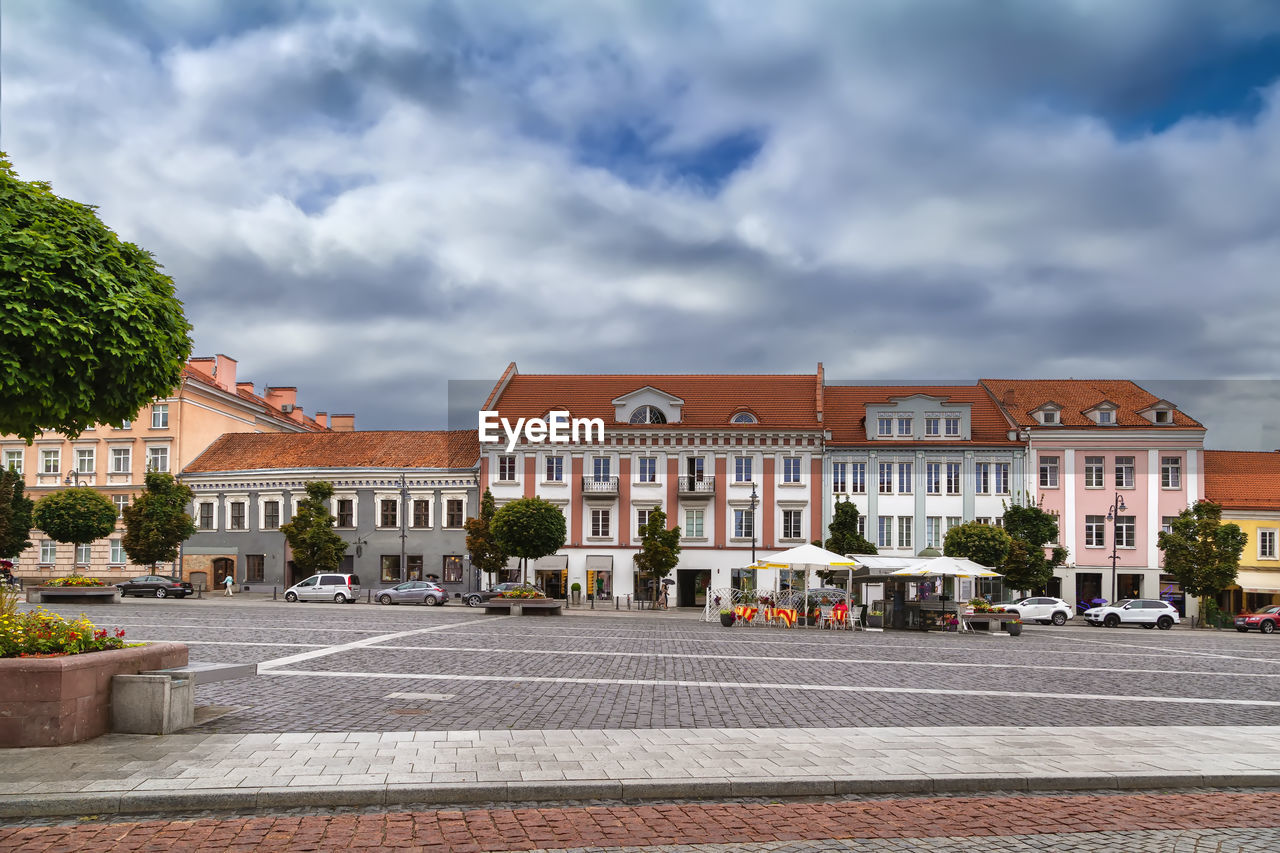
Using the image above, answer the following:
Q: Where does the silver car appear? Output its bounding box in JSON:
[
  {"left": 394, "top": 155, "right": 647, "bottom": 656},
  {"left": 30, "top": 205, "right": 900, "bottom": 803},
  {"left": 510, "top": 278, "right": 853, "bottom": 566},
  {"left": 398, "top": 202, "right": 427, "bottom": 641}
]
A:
[
  {"left": 283, "top": 573, "right": 361, "bottom": 603},
  {"left": 377, "top": 580, "right": 447, "bottom": 606}
]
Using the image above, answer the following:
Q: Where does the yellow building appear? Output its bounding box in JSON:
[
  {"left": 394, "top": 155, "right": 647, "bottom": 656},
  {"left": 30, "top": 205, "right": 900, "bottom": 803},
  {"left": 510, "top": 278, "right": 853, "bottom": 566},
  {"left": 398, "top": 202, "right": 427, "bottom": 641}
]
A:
[{"left": 1204, "top": 450, "right": 1280, "bottom": 613}]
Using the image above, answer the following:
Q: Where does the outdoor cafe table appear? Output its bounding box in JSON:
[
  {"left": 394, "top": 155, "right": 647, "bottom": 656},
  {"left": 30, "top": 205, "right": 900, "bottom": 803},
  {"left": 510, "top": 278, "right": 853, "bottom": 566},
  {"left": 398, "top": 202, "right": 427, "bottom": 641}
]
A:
[
  {"left": 734, "top": 605, "right": 758, "bottom": 624},
  {"left": 764, "top": 607, "right": 798, "bottom": 627}
]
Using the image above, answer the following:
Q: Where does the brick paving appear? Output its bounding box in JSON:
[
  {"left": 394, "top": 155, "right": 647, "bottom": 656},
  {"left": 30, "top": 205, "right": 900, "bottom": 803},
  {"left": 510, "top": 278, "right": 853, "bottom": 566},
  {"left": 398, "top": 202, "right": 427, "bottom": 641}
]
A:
[{"left": 1, "top": 792, "right": 1277, "bottom": 851}]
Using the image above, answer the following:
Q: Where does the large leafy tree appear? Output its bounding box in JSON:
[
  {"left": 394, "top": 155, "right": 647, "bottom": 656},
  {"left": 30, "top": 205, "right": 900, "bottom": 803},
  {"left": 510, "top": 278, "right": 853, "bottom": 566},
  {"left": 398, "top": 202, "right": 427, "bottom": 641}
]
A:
[
  {"left": 1158, "top": 500, "right": 1247, "bottom": 614},
  {"left": 0, "top": 155, "right": 192, "bottom": 441},
  {"left": 491, "top": 497, "right": 566, "bottom": 585},
  {"left": 943, "top": 521, "right": 1013, "bottom": 568},
  {"left": 0, "top": 468, "right": 34, "bottom": 559},
  {"left": 1000, "top": 500, "right": 1068, "bottom": 594},
  {"left": 121, "top": 472, "right": 195, "bottom": 568},
  {"left": 818, "top": 500, "right": 877, "bottom": 585},
  {"left": 633, "top": 506, "right": 681, "bottom": 602},
  {"left": 32, "top": 487, "right": 118, "bottom": 567},
  {"left": 281, "top": 481, "right": 348, "bottom": 576},
  {"left": 465, "top": 489, "right": 509, "bottom": 588}
]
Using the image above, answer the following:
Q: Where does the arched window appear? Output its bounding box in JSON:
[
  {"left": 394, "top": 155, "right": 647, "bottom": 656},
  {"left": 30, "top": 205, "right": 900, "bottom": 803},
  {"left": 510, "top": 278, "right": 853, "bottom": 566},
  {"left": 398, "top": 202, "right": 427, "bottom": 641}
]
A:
[
  {"left": 629, "top": 405, "right": 667, "bottom": 424},
  {"left": 730, "top": 411, "right": 759, "bottom": 424}
]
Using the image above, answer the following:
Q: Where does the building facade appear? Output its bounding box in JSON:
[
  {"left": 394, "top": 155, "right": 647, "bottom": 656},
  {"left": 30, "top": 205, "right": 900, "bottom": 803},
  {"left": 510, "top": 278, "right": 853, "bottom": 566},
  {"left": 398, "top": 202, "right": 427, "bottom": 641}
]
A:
[
  {"left": 180, "top": 430, "right": 479, "bottom": 596},
  {"left": 1204, "top": 449, "right": 1280, "bottom": 613}
]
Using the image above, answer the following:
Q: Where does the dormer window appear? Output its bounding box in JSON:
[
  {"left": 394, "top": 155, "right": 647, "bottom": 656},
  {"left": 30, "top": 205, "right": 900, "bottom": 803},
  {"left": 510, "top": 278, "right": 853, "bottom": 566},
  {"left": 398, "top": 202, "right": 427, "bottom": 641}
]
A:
[
  {"left": 730, "top": 411, "right": 758, "bottom": 425},
  {"left": 629, "top": 405, "right": 667, "bottom": 425},
  {"left": 1154, "top": 410, "right": 1172, "bottom": 424},
  {"left": 1041, "top": 411, "right": 1058, "bottom": 425},
  {"left": 877, "top": 417, "right": 893, "bottom": 436},
  {"left": 1097, "top": 410, "right": 1114, "bottom": 425}
]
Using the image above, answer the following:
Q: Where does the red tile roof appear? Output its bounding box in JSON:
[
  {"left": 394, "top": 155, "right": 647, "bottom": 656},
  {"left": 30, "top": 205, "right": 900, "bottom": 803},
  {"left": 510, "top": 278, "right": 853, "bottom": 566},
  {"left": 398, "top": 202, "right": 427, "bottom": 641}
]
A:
[
  {"left": 490, "top": 371, "right": 823, "bottom": 430},
  {"left": 980, "top": 379, "right": 1204, "bottom": 429},
  {"left": 180, "top": 366, "right": 330, "bottom": 432},
  {"left": 824, "top": 385, "right": 1020, "bottom": 446},
  {"left": 183, "top": 430, "right": 480, "bottom": 473},
  {"left": 1205, "top": 450, "right": 1280, "bottom": 512}
]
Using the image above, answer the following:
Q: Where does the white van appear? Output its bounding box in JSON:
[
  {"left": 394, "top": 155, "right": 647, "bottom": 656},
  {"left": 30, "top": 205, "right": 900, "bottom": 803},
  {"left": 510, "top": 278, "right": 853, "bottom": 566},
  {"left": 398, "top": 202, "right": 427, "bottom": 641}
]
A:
[{"left": 284, "top": 573, "right": 361, "bottom": 603}]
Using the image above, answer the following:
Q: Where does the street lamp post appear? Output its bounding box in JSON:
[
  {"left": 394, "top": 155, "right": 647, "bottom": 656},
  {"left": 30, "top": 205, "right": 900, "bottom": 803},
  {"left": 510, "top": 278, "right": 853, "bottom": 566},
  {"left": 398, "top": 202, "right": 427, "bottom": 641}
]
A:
[
  {"left": 1106, "top": 492, "right": 1127, "bottom": 605},
  {"left": 63, "top": 471, "right": 86, "bottom": 487},
  {"left": 749, "top": 481, "right": 759, "bottom": 566}
]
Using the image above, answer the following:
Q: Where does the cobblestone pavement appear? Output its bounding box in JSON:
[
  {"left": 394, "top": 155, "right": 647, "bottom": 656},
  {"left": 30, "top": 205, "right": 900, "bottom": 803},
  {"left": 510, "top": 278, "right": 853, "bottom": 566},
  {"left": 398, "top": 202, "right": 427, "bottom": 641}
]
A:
[
  {"left": 32, "top": 598, "right": 1280, "bottom": 732},
  {"left": 2, "top": 791, "right": 1277, "bottom": 851}
]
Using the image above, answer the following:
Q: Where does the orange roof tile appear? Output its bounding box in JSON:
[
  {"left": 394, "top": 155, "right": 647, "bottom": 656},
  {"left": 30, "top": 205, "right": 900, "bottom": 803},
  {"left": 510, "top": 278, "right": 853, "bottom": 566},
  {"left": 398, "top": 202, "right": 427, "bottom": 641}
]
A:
[
  {"left": 980, "top": 379, "right": 1204, "bottom": 429},
  {"left": 180, "top": 365, "right": 330, "bottom": 431},
  {"left": 1205, "top": 450, "right": 1280, "bottom": 512},
  {"left": 183, "top": 430, "right": 480, "bottom": 473},
  {"left": 824, "top": 385, "right": 1020, "bottom": 446}
]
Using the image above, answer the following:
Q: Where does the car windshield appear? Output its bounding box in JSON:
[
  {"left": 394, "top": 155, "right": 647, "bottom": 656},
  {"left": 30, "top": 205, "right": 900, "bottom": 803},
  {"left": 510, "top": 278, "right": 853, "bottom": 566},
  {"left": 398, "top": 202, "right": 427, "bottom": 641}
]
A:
[{"left": 1113, "top": 600, "right": 1134, "bottom": 608}]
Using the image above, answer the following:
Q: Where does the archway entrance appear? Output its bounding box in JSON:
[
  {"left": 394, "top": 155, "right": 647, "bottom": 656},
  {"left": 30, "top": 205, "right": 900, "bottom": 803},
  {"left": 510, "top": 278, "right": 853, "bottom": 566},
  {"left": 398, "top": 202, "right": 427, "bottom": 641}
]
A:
[{"left": 212, "top": 557, "right": 235, "bottom": 585}]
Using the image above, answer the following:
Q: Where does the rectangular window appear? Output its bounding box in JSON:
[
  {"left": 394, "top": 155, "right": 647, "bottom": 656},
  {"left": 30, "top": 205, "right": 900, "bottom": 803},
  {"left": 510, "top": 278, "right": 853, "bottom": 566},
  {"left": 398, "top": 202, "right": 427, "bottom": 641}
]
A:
[
  {"left": 336, "top": 499, "right": 353, "bottom": 528},
  {"left": 229, "top": 502, "right": 246, "bottom": 530},
  {"left": 3, "top": 449, "right": 22, "bottom": 473},
  {"left": 118, "top": 419, "right": 132, "bottom": 430},
  {"left": 591, "top": 508, "right": 611, "bottom": 537},
  {"left": 1098, "top": 410, "right": 1114, "bottom": 424},
  {"left": 924, "top": 417, "right": 940, "bottom": 436},
  {"left": 76, "top": 543, "right": 91, "bottom": 565},
  {"left": 976, "top": 517, "right": 991, "bottom": 526},
  {"left": 974, "top": 462, "right": 990, "bottom": 494},
  {"left": 782, "top": 509, "right": 802, "bottom": 539},
  {"left": 446, "top": 498, "right": 464, "bottom": 528},
  {"left": 832, "top": 462, "right": 847, "bottom": 493},
  {"left": 734, "top": 508, "right": 754, "bottom": 539},
  {"left": 897, "top": 462, "right": 913, "bottom": 494},
  {"left": 1047, "top": 511, "right": 1060, "bottom": 545},
  {"left": 850, "top": 462, "right": 866, "bottom": 494},
  {"left": 263, "top": 500, "right": 280, "bottom": 530},
  {"left": 878, "top": 462, "right": 893, "bottom": 494},
  {"left": 41, "top": 449, "right": 60, "bottom": 474},
  {"left": 110, "top": 539, "right": 125, "bottom": 565},
  {"left": 926, "top": 462, "right": 941, "bottom": 495},
  {"left": 877, "top": 417, "right": 893, "bottom": 436},
  {"left": 406, "top": 555, "right": 423, "bottom": 581},
  {"left": 685, "top": 508, "right": 704, "bottom": 538},
  {"left": 1261, "top": 530, "right": 1278, "bottom": 560},
  {"left": 1040, "top": 455, "right": 1059, "bottom": 488},
  {"left": 380, "top": 498, "right": 398, "bottom": 528},
  {"left": 1085, "top": 456, "right": 1104, "bottom": 488},
  {"left": 1085, "top": 515, "right": 1105, "bottom": 547},
  {"left": 594, "top": 457, "right": 612, "bottom": 481},
  {"left": 898, "top": 516, "right": 913, "bottom": 549},
  {"left": 413, "top": 499, "right": 431, "bottom": 528},
  {"left": 636, "top": 508, "right": 651, "bottom": 531},
  {"left": 147, "top": 446, "right": 169, "bottom": 473},
  {"left": 443, "top": 555, "right": 464, "bottom": 583},
  {"left": 40, "top": 540, "right": 57, "bottom": 564},
  {"left": 783, "top": 457, "right": 801, "bottom": 484},
  {"left": 946, "top": 462, "right": 961, "bottom": 495},
  {"left": 1116, "top": 515, "right": 1135, "bottom": 547},
  {"left": 112, "top": 494, "right": 129, "bottom": 519},
  {"left": 246, "top": 554, "right": 265, "bottom": 583},
  {"left": 1162, "top": 515, "right": 1177, "bottom": 535},
  {"left": 111, "top": 447, "right": 130, "bottom": 473},
  {"left": 897, "top": 416, "right": 912, "bottom": 436},
  {"left": 1161, "top": 456, "right": 1182, "bottom": 489},
  {"left": 198, "top": 503, "right": 213, "bottom": 530},
  {"left": 151, "top": 404, "right": 169, "bottom": 429},
  {"left": 1116, "top": 456, "right": 1135, "bottom": 489},
  {"left": 994, "top": 463, "right": 1010, "bottom": 495},
  {"left": 380, "top": 555, "right": 401, "bottom": 584},
  {"left": 944, "top": 417, "right": 961, "bottom": 437},
  {"left": 946, "top": 516, "right": 962, "bottom": 532},
  {"left": 926, "top": 516, "right": 942, "bottom": 549},
  {"left": 877, "top": 516, "right": 893, "bottom": 549},
  {"left": 638, "top": 457, "right": 657, "bottom": 483},
  {"left": 735, "top": 456, "right": 752, "bottom": 483},
  {"left": 76, "top": 448, "right": 95, "bottom": 473},
  {"left": 992, "top": 516, "right": 1004, "bottom": 528},
  {"left": 497, "top": 455, "right": 517, "bottom": 482},
  {"left": 856, "top": 516, "right": 866, "bottom": 538},
  {"left": 545, "top": 455, "right": 564, "bottom": 482}
]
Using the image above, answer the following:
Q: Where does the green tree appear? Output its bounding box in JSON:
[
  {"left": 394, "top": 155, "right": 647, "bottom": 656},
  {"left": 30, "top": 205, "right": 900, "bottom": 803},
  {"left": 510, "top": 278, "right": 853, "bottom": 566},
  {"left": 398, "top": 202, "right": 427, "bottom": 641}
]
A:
[
  {"left": 633, "top": 506, "right": 681, "bottom": 602},
  {"left": 281, "top": 481, "right": 348, "bottom": 576},
  {"left": 0, "top": 468, "right": 34, "bottom": 560},
  {"left": 465, "top": 489, "right": 509, "bottom": 588},
  {"left": 1000, "top": 499, "right": 1068, "bottom": 594},
  {"left": 818, "top": 500, "right": 877, "bottom": 585},
  {"left": 943, "top": 521, "right": 1013, "bottom": 568},
  {"left": 491, "top": 497, "right": 567, "bottom": 585},
  {"left": 1158, "top": 499, "right": 1247, "bottom": 622},
  {"left": 32, "top": 487, "right": 118, "bottom": 569},
  {"left": 121, "top": 471, "right": 195, "bottom": 568},
  {"left": 0, "top": 154, "right": 192, "bottom": 441}
]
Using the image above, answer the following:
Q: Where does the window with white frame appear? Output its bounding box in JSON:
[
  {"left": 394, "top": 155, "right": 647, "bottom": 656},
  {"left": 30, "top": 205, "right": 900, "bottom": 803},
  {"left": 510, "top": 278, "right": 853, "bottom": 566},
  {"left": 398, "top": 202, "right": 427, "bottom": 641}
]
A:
[
  {"left": 975, "top": 517, "right": 991, "bottom": 526},
  {"left": 445, "top": 498, "right": 464, "bottom": 527},
  {"left": 197, "top": 502, "right": 214, "bottom": 530},
  {"left": 412, "top": 499, "right": 431, "bottom": 528},
  {"left": 897, "top": 416, "right": 912, "bottom": 436},
  {"left": 974, "top": 462, "right": 990, "bottom": 494},
  {"left": 1154, "top": 409, "right": 1172, "bottom": 424},
  {"left": 545, "top": 455, "right": 564, "bottom": 482},
  {"left": 734, "top": 456, "right": 752, "bottom": 483},
  {"left": 877, "top": 417, "right": 893, "bottom": 436},
  {"left": 3, "top": 449, "right": 22, "bottom": 473},
  {"left": 118, "top": 419, "right": 132, "bottom": 430},
  {"left": 832, "top": 462, "right": 847, "bottom": 493},
  {"left": 898, "top": 461, "right": 912, "bottom": 493},
  {"left": 1040, "top": 455, "right": 1059, "bottom": 488},
  {"left": 879, "top": 462, "right": 893, "bottom": 493},
  {"left": 76, "top": 543, "right": 91, "bottom": 565},
  {"left": 151, "top": 404, "right": 169, "bottom": 428},
  {"left": 590, "top": 508, "right": 610, "bottom": 538},
  {"left": 995, "top": 463, "right": 1010, "bottom": 495},
  {"left": 856, "top": 515, "right": 867, "bottom": 538},
  {"left": 946, "top": 516, "right": 962, "bottom": 532},
  {"left": 335, "top": 499, "right": 353, "bottom": 528},
  {"left": 1116, "top": 515, "right": 1135, "bottom": 547},
  {"left": 229, "top": 501, "right": 246, "bottom": 530},
  {"left": 1046, "top": 511, "right": 1060, "bottom": 545},
  {"left": 1115, "top": 456, "right": 1135, "bottom": 489},
  {"left": 592, "top": 457, "right": 612, "bottom": 481},
  {"left": 637, "top": 457, "right": 657, "bottom": 483},
  {"left": 946, "top": 462, "right": 961, "bottom": 495},
  {"left": 945, "top": 416, "right": 961, "bottom": 437},
  {"left": 926, "top": 462, "right": 941, "bottom": 495},
  {"left": 685, "top": 508, "right": 705, "bottom": 538},
  {"left": 147, "top": 446, "right": 169, "bottom": 472},
  {"left": 110, "top": 539, "right": 126, "bottom": 565},
  {"left": 263, "top": 500, "right": 281, "bottom": 530},
  {"left": 41, "top": 449, "right": 60, "bottom": 474},
  {"left": 926, "top": 516, "right": 942, "bottom": 548},
  {"left": 898, "top": 516, "right": 913, "bottom": 549},
  {"left": 782, "top": 509, "right": 803, "bottom": 539},
  {"left": 1097, "top": 409, "right": 1114, "bottom": 425},
  {"left": 1084, "top": 456, "right": 1104, "bottom": 488},
  {"left": 1161, "top": 456, "right": 1182, "bottom": 489},
  {"left": 76, "top": 448, "right": 94, "bottom": 473},
  {"left": 1040, "top": 410, "right": 1059, "bottom": 424},
  {"left": 925, "top": 417, "right": 939, "bottom": 436},
  {"left": 636, "top": 508, "right": 651, "bottom": 531},
  {"left": 379, "top": 498, "right": 398, "bottom": 528},
  {"left": 877, "top": 516, "right": 892, "bottom": 548},
  {"left": 112, "top": 494, "right": 129, "bottom": 519},
  {"left": 497, "top": 454, "right": 517, "bottom": 482},
  {"left": 733, "top": 508, "right": 754, "bottom": 539},
  {"left": 1162, "top": 515, "right": 1177, "bottom": 534},
  {"left": 111, "top": 447, "right": 130, "bottom": 474},
  {"left": 851, "top": 462, "right": 866, "bottom": 493},
  {"left": 40, "top": 540, "right": 57, "bottom": 563},
  {"left": 1260, "top": 529, "right": 1278, "bottom": 560},
  {"left": 783, "top": 457, "right": 801, "bottom": 484},
  {"left": 1085, "top": 515, "right": 1105, "bottom": 547}
]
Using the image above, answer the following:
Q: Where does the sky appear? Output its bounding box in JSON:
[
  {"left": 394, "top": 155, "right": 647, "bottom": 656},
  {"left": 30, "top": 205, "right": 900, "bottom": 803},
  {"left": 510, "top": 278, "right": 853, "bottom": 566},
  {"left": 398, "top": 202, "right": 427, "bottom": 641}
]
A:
[{"left": 3, "top": 1, "right": 1280, "bottom": 449}]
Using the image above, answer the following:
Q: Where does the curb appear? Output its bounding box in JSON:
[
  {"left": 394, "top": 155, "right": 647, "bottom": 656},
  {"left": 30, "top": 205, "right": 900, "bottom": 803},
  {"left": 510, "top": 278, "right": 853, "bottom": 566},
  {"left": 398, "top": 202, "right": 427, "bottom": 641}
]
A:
[{"left": 8, "top": 771, "right": 1280, "bottom": 819}]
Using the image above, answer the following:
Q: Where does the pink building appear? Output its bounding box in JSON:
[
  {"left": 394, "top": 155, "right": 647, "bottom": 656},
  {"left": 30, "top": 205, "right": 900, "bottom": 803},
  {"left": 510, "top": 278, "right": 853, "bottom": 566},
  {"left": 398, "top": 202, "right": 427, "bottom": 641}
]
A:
[{"left": 982, "top": 380, "right": 1205, "bottom": 614}]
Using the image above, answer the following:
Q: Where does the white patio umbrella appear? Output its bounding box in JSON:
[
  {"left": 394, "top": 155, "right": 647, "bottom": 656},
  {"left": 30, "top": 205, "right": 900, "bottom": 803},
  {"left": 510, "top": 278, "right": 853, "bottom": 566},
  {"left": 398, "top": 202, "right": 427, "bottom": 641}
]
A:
[
  {"left": 889, "top": 557, "right": 1002, "bottom": 627},
  {"left": 757, "top": 544, "right": 860, "bottom": 623}
]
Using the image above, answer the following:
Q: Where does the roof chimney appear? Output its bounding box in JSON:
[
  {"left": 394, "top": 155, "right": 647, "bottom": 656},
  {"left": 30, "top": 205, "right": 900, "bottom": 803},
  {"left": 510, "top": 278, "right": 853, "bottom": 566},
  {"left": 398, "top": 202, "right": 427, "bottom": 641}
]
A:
[
  {"left": 314, "top": 412, "right": 328, "bottom": 429},
  {"left": 265, "top": 386, "right": 298, "bottom": 414},
  {"left": 236, "top": 381, "right": 255, "bottom": 396},
  {"left": 329, "top": 413, "right": 356, "bottom": 432},
  {"left": 815, "top": 362, "right": 824, "bottom": 423},
  {"left": 212, "top": 354, "right": 237, "bottom": 393}
]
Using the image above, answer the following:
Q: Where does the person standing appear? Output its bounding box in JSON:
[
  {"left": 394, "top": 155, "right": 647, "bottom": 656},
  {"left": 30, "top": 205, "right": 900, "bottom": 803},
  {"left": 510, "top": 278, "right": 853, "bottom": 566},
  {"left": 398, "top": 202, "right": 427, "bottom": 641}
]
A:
[{"left": 223, "top": 573, "right": 234, "bottom": 596}]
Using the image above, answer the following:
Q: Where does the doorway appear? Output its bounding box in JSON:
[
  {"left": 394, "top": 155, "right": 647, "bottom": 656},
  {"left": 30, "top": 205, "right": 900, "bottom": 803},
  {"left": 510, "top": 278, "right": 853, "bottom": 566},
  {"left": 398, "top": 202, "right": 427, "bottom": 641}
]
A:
[
  {"left": 212, "top": 558, "right": 235, "bottom": 586},
  {"left": 1076, "top": 573, "right": 1102, "bottom": 608},
  {"left": 1117, "top": 573, "right": 1143, "bottom": 600},
  {"left": 536, "top": 569, "right": 566, "bottom": 599},
  {"left": 686, "top": 456, "right": 705, "bottom": 490},
  {"left": 676, "top": 568, "right": 710, "bottom": 607}
]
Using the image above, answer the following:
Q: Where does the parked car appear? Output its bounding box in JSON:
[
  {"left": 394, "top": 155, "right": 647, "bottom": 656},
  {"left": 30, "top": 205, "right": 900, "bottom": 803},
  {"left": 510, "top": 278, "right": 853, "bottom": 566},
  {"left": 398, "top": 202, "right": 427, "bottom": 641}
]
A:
[
  {"left": 377, "top": 580, "right": 448, "bottom": 606},
  {"left": 116, "top": 575, "right": 193, "bottom": 599},
  {"left": 997, "top": 597, "right": 1074, "bottom": 626},
  {"left": 1235, "top": 605, "right": 1280, "bottom": 634},
  {"left": 462, "top": 582, "right": 530, "bottom": 607},
  {"left": 1083, "top": 599, "right": 1179, "bottom": 629},
  {"left": 283, "top": 573, "right": 361, "bottom": 603}
]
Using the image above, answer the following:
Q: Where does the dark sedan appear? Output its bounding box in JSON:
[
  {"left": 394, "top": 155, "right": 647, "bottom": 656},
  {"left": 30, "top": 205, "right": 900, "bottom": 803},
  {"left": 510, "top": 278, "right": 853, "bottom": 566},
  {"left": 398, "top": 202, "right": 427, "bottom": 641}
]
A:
[{"left": 116, "top": 575, "right": 193, "bottom": 599}]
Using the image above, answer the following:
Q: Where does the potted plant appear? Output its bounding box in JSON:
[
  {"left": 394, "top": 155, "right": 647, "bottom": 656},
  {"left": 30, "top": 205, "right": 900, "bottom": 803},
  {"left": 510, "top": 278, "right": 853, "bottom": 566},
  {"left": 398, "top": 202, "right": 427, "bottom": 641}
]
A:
[
  {"left": 570, "top": 582, "right": 581, "bottom": 605},
  {"left": 866, "top": 609, "right": 883, "bottom": 628},
  {"left": 1006, "top": 617, "right": 1023, "bottom": 636},
  {"left": 719, "top": 607, "right": 735, "bottom": 627}
]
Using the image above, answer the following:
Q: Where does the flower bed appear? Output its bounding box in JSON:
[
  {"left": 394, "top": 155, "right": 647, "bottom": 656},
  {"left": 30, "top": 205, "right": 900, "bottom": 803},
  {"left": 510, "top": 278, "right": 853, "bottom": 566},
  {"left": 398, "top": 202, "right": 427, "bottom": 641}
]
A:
[
  {"left": 43, "top": 575, "right": 107, "bottom": 588},
  {"left": 497, "top": 584, "right": 548, "bottom": 600},
  {"left": 1, "top": 608, "right": 128, "bottom": 659}
]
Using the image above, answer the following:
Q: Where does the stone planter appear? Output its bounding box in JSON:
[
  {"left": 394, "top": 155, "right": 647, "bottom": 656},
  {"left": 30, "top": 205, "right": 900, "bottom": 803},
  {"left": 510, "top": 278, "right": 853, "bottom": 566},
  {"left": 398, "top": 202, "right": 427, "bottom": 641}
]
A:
[
  {"left": 866, "top": 614, "right": 883, "bottom": 629},
  {"left": 1007, "top": 622, "right": 1023, "bottom": 636},
  {"left": 720, "top": 612, "right": 736, "bottom": 627},
  {"left": 0, "top": 642, "right": 187, "bottom": 748}
]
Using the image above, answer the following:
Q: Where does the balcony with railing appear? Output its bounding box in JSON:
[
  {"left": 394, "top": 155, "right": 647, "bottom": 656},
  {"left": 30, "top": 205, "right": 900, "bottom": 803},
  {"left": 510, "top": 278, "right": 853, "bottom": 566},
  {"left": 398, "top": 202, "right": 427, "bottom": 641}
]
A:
[
  {"left": 582, "top": 476, "right": 619, "bottom": 498},
  {"left": 677, "top": 475, "right": 716, "bottom": 498}
]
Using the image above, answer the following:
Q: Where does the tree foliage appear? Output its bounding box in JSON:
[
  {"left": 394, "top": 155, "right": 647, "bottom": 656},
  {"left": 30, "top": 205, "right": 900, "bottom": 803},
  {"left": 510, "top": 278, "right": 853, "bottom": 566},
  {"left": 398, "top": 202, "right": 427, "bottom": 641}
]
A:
[
  {"left": 281, "top": 481, "right": 348, "bottom": 576},
  {"left": 465, "top": 489, "right": 509, "bottom": 587},
  {"left": 32, "top": 487, "right": 118, "bottom": 548},
  {"left": 1158, "top": 500, "right": 1247, "bottom": 603},
  {"left": 0, "top": 468, "right": 34, "bottom": 559},
  {"left": 1000, "top": 500, "right": 1068, "bottom": 594},
  {"left": 633, "top": 506, "right": 681, "bottom": 599},
  {"left": 491, "top": 497, "right": 567, "bottom": 584},
  {"left": 943, "top": 521, "right": 1013, "bottom": 568},
  {"left": 0, "top": 154, "right": 193, "bottom": 441},
  {"left": 121, "top": 471, "right": 195, "bottom": 567},
  {"left": 819, "top": 500, "right": 876, "bottom": 584}
]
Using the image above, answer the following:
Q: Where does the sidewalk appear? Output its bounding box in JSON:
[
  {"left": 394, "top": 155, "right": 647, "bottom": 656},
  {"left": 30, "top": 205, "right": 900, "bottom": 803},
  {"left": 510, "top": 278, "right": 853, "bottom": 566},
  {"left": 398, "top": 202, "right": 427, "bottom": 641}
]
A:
[{"left": 5, "top": 725, "right": 1280, "bottom": 819}]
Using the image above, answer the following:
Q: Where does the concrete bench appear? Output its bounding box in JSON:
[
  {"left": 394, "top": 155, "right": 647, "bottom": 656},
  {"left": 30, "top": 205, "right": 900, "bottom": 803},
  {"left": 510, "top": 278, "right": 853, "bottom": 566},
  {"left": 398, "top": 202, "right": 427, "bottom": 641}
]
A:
[
  {"left": 113, "top": 662, "right": 258, "bottom": 735},
  {"left": 30, "top": 586, "right": 120, "bottom": 604},
  {"left": 483, "top": 599, "right": 563, "bottom": 616},
  {"left": 142, "top": 661, "right": 259, "bottom": 685}
]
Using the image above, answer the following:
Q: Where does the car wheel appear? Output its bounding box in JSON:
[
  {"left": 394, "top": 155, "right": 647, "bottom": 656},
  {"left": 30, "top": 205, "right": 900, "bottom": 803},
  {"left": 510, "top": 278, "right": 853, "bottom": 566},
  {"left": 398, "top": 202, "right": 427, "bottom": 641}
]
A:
[
  {"left": 285, "top": 591, "right": 298, "bottom": 602},
  {"left": 1141, "top": 623, "right": 1154, "bottom": 629},
  {"left": 1051, "top": 612, "right": 1067, "bottom": 626},
  {"left": 155, "top": 588, "right": 168, "bottom": 599},
  {"left": 424, "top": 595, "right": 439, "bottom": 605},
  {"left": 1238, "top": 627, "right": 1251, "bottom": 633},
  {"left": 1262, "top": 620, "right": 1276, "bottom": 635},
  {"left": 465, "top": 594, "right": 482, "bottom": 607},
  {"left": 334, "top": 593, "right": 348, "bottom": 604},
  {"left": 1104, "top": 614, "right": 1120, "bottom": 628},
  {"left": 378, "top": 594, "right": 393, "bottom": 605},
  {"left": 1157, "top": 615, "right": 1174, "bottom": 630}
]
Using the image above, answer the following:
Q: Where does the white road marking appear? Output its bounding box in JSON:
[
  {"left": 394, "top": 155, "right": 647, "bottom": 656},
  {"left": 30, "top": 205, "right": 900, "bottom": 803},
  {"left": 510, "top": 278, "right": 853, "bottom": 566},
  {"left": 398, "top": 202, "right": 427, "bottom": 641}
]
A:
[
  {"left": 385, "top": 692, "right": 455, "bottom": 700},
  {"left": 257, "top": 616, "right": 507, "bottom": 670},
  {"left": 1037, "top": 632, "right": 1280, "bottom": 663}
]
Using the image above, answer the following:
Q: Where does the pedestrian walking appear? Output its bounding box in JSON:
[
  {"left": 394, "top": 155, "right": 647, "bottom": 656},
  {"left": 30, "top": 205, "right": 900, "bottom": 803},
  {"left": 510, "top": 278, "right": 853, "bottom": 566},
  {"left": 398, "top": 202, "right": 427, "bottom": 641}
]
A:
[{"left": 223, "top": 574, "right": 234, "bottom": 596}]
